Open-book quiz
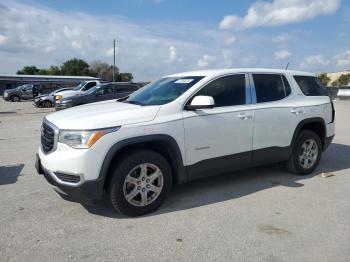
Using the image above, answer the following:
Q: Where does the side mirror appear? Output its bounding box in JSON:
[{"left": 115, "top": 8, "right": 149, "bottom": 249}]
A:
[{"left": 186, "top": 96, "right": 215, "bottom": 110}]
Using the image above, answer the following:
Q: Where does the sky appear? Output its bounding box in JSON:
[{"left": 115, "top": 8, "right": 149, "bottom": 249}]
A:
[{"left": 0, "top": 0, "right": 349, "bottom": 81}]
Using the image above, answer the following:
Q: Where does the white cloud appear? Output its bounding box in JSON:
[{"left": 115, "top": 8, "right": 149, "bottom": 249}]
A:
[
  {"left": 225, "top": 36, "right": 236, "bottom": 45},
  {"left": 219, "top": 15, "right": 240, "bottom": 30},
  {"left": 106, "top": 47, "right": 119, "bottom": 57},
  {"left": 301, "top": 54, "right": 330, "bottom": 68},
  {"left": 219, "top": 0, "right": 341, "bottom": 30},
  {"left": 334, "top": 50, "right": 350, "bottom": 67},
  {"left": 274, "top": 50, "right": 291, "bottom": 60},
  {"left": 197, "top": 55, "right": 216, "bottom": 68},
  {"left": 168, "top": 45, "right": 177, "bottom": 62},
  {"left": 222, "top": 50, "right": 234, "bottom": 67},
  {"left": 273, "top": 33, "right": 291, "bottom": 43},
  {"left": 0, "top": 1, "right": 228, "bottom": 80},
  {"left": 0, "top": 34, "right": 8, "bottom": 45}
]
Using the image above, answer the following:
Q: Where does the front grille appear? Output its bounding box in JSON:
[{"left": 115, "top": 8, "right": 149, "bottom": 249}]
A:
[
  {"left": 55, "top": 172, "right": 81, "bottom": 183},
  {"left": 41, "top": 122, "right": 55, "bottom": 153}
]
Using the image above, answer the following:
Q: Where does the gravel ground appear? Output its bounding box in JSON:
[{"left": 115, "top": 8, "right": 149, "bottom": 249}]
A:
[{"left": 0, "top": 98, "right": 349, "bottom": 262}]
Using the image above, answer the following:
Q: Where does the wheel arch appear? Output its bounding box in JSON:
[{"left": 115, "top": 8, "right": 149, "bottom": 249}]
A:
[
  {"left": 100, "top": 135, "right": 188, "bottom": 192},
  {"left": 291, "top": 117, "right": 327, "bottom": 151}
]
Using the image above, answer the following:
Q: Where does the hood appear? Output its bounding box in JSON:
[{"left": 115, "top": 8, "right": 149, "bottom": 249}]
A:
[
  {"left": 46, "top": 100, "right": 161, "bottom": 130},
  {"left": 55, "top": 90, "right": 81, "bottom": 97},
  {"left": 61, "top": 93, "right": 90, "bottom": 103}
]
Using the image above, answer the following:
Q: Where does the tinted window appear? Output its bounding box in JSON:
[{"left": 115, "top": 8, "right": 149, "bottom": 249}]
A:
[
  {"left": 82, "top": 82, "right": 96, "bottom": 91},
  {"left": 253, "top": 74, "right": 287, "bottom": 103},
  {"left": 294, "top": 76, "right": 328, "bottom": 96},
  {"left": 193, "top": 74, "right": 246, "bottom": 107},
  {"left": 281, "top": 75, "right": 291, "bottom": 96},
  {"left": 96, "top": 85, "right": 114, "bottom": 95},
  {"left": 116, "top": 85, "right": 135, "bottom": 93}
]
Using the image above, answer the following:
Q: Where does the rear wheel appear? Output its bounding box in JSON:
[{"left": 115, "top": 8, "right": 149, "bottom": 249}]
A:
[
  {"left": 108, "top": 150, "right": 172, "bottom": 216},
  {"left": 286, "top": 130, "right": 322, "bottom": 175},
  {"left": 11, "top": 95, "right": 20, "bottom": 102}
]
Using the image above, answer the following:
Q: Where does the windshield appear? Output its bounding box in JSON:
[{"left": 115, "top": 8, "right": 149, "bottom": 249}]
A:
[
  {"left": 73, "top": 82, "right": 85, "bottom": 91},
  {"left": 124, "top": 76, "right": 204, "bottom": 106}
]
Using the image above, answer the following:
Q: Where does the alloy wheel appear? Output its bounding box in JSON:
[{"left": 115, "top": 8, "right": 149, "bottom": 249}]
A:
[{"left": 123, "top": 163, "right": 164, "bottom": 207}]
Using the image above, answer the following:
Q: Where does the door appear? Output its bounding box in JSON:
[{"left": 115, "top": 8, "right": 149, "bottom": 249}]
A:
[
  {"left": 115, "top": 84, "right": 137, "bottom": 99},
  {"left": 21, "top": 85, "right": 33, "bottom": 99},
  {"left": 95, "top": 84, "right": 115, "bottom": 102},
  {"left": 250, "top": 73, "right": 304, "bottom": 165},
  {"left": 183, "top": 74, "right": 253, "bottom": 180}
]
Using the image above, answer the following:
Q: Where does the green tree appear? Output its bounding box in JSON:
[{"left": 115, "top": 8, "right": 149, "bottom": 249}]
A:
[
  {"left": 17, "top": 66, "right": 40, "bottom": 75},
  {"left": 117, "top": 72, "right": 134, "bottom": 82},
  {"left": 317, "top": 73, "right": 331, "bottom": 86},
  {"left": 338, "top": 73, "right": 350, "bottom": 86},
  {"left": 331, "top": 80, "right": 340, "bottom": 87},
  {"left": 47, "top": 66, "right": 61, "bottom": 75},
  {"left": 89, "top": 60, "right": 118, "bottom": 81},
  {"left": 60, "top": 58, "right": 90, "bottom": 76}
]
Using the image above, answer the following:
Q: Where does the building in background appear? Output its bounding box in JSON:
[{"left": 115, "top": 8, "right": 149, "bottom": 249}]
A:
[{"left": 0, "top": 75, "right": 100, "bottom": 95}]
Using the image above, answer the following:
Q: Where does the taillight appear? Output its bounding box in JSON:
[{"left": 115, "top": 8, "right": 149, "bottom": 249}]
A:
[{"left": 330, "top": 99, "right": 335, "bottom": 123}]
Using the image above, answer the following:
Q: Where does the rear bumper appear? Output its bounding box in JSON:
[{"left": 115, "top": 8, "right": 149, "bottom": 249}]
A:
[{"left": 35, "top": 154, "right": 105, "bottom": 203}]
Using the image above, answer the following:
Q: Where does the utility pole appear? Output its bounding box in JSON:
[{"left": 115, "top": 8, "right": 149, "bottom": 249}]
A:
[{"left": 113, "top": 39, "right": 116, "bottom": 82}]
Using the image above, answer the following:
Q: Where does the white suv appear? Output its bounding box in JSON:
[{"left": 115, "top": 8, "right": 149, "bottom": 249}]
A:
[{"left": 36, "top": 68, "right": 335, "bottom": 216}]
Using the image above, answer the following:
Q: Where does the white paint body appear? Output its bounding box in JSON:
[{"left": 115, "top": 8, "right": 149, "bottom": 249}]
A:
[
  {"left": 38, "top": 68, "right": 335, "bottom": 186},
  {"left": 55, "top": 81, "right": 100, "bottom": 100}
]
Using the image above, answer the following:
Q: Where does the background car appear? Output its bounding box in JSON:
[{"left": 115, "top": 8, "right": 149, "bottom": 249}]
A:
[
  {"left": 337, "top": 88, "right": 350, "bottom": 99},
  {"left": 55, "top": 82, "right": 139, "bottom": 110},
  {"left": 54, "top": 80, "right": 101, "bottom": 101},
  {"left": 34, "top": 88, "right": 71, "bottom": 108},
  {"left": 3, "top": 84, "right": 37, "bottom": 102}
]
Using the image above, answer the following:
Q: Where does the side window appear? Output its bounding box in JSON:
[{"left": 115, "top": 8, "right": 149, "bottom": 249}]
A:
[
  {"left": 293, "top": 76, "right": 328, "bottom": 96},
  {"left": 194, "top": 74, "right": 246, "bottom": 107},
  {"left": 97, "top": 85, "right": 114, "bottom": 95},
  {"left": 117, "top": 85, "right": 130, "bottom": 93},
  {"left": 253, "top": 74, "right": 287, "bottom": 103},
  {"left": 83, "top": 82, "right": 96, "bottom": 91},
  {"left": 116, "top": 85, "right": 136, "bottom": 93}
]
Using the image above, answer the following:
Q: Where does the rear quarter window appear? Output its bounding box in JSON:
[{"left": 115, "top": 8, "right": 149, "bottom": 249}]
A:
[{"left": 293, "top": 76, "right": 328, "bottom": 96}]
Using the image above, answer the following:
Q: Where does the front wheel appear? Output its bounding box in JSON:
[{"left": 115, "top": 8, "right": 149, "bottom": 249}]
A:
[
  {"left": 108, "top": 150, "right": 172, "bottom": 216},
  {"left": 286, "top": 130, "right": 322, "bottom": 175},
  {"left": 42, "top": 100, "right": 52, "bottom": 108},
  {"left": 11, "top": 96, "right": 20, "bottom": 102}
]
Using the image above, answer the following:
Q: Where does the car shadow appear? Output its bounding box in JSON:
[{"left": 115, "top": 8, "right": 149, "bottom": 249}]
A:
[
  {"left": 83, "top": 143, "right": 350, "bottom": 219},
  {"left": 0, "top": 164, "right": 24, "bottom": 185}
]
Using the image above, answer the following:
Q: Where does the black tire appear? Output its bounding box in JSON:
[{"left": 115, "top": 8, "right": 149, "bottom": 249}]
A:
[
  {"left": 108, "top": 150, "right": 172, "bottom": 216},
  {"left": 42, "top": 100, "right": 52, "bottom": 108},
  {"left": 286, "top": 130, "right": 322, "bottom": 175},
  {"left": 11, "top": 95, "right": 20, "bottom": 102}
]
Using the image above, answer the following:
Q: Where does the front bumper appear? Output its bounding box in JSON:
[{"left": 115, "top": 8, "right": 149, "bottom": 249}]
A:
[
  {"left": 55, "top": 101, "right": 73, "bottom": 111},
  {"left": 35, "top": 154, "right": 105, "bottom": 203}
]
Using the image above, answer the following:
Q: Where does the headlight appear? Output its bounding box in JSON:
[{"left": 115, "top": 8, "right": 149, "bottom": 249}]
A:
[
  {"left": 58, "top": 127, "right": 120, "bottom": 149},
  {"left": 55, "top": 95, "right": 62, "bottom": 100}
]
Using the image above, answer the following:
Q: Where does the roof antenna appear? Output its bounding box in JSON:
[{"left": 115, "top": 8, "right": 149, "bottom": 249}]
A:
[{"left": 285, "top": 62, "right": 290, "bottom": 70}]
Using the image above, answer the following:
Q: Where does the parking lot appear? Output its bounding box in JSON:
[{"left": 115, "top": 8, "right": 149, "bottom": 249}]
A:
[{"left": 0, "top": 99, "right": 349, "bottom": 262}]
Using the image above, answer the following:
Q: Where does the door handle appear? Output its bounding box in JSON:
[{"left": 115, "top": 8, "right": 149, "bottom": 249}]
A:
[
  {"left": 237, "top": 113, "right": 252, "bottom": 120},
  {"left": 291, "top": 108, "right": 303, "bottom": 115}
]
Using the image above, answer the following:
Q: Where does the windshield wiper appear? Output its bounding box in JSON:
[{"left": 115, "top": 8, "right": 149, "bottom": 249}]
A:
[{"left": 123, "top": 100, "right": 144, "bottom": 106}]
